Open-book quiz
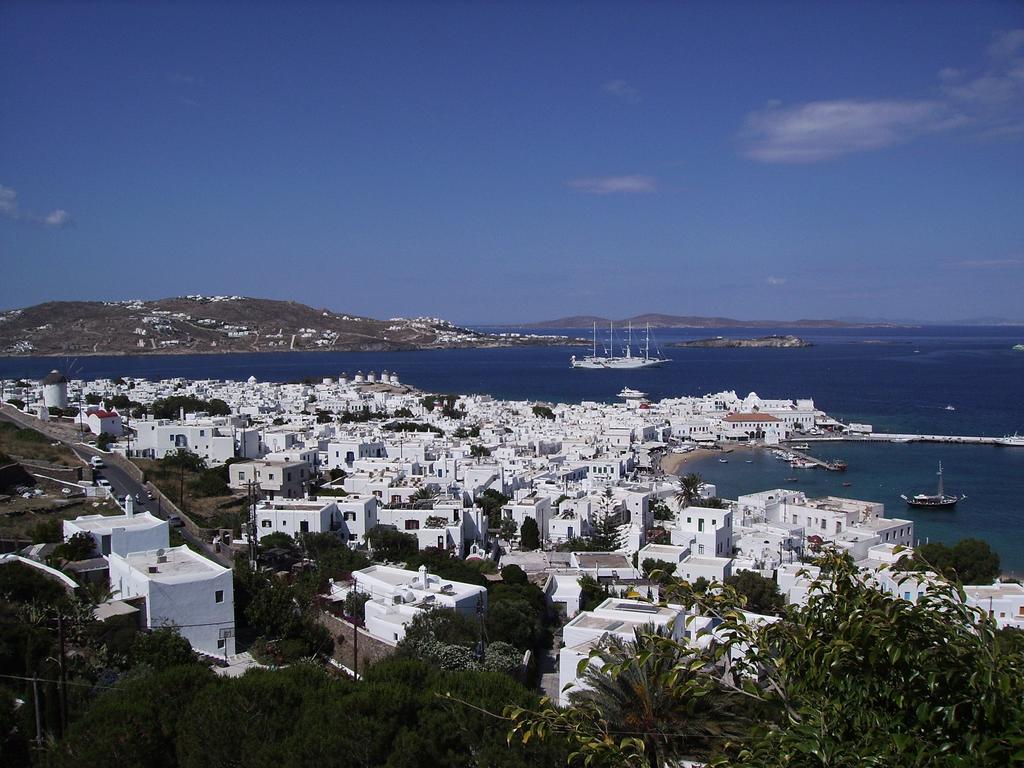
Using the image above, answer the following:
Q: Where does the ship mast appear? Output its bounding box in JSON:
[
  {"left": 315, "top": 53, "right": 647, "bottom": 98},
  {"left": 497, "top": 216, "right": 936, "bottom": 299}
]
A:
[{"left": 937, "top": 461, "right": 944, "bottom": 498}]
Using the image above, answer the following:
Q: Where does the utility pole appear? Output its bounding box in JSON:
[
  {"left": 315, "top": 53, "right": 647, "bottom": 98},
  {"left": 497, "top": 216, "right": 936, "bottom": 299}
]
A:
[
  {"left": 248, "top": 480, "right": 259, "bottom": 564},
  {"left": 32, "top": 676, "right": 42, "bottom": 749},
  {"left": 56, "top": 612, "right": 68, "bottom": 737}
]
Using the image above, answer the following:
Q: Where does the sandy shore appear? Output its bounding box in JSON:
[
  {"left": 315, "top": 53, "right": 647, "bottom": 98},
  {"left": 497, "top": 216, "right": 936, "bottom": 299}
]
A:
[{"left": 661, "top": 443, "right": 760, "bottom": 476}]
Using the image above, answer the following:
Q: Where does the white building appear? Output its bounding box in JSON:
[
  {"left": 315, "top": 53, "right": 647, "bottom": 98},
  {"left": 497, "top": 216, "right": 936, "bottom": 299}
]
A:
[
  {"left": 230, "top": 459, "right": 310, "bottom": 500},
  {"left": 63, "top": 502, "right": 169, "bottom": 558},
  {"left": 559, "top": 598, "right": 686, "bottom": 705},
  {"left": 256, "top": 495, "right": 378, "bottom": 545},
  {"left": 108, "top": 545, "right": 235, "bottom": 657},
  {"left": 352, "top": 564, "right": 487, "bottom": 644}
]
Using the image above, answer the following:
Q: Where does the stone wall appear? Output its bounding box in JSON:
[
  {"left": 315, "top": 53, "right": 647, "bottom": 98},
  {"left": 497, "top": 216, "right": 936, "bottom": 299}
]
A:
[{"left": 317, "top": 609, "right": 396, "bottom": 676}]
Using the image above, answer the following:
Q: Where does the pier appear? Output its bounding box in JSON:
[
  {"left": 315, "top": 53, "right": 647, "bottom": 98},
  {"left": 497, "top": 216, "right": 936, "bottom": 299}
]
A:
[
  {"left": 798, "top": 434, "right": 1006, "bottom": 446},
  {"left": 780, "top": 446, "right": 848, "bottom": 471}
]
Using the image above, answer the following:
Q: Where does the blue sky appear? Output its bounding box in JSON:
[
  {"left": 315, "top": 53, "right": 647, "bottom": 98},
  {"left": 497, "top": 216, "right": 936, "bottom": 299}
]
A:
[{"left": 1, "top": 2, "right": 1022, "bottom": 323}]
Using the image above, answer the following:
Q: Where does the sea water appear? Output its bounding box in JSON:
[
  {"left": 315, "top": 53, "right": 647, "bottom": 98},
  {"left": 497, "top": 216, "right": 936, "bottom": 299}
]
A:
[{"left": 3, "top": 325, "right": 1023, "bottom": 570}]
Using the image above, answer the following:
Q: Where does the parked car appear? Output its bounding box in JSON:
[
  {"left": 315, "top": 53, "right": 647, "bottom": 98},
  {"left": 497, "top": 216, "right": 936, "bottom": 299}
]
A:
[
  {"left": 90, "top": 456, "right": 105, "bottom": 469},
  {"left": 96, "top": 478, "right": 111, "bottom": 488},
  {"left": 167, "top": 515, "right": 184, "bottom": 528}
]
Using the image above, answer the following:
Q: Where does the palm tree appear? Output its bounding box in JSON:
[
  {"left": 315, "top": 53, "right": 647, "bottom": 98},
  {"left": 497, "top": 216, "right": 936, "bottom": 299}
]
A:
[
  {"left": 568, "top": 627, "right": 749, "bottom": 765},
  {"left": 674, "top": 472, "right": 704, "bottom": 510}
]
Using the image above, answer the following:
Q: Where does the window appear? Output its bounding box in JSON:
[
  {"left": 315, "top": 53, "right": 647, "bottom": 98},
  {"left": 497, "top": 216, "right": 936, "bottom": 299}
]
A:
[
  {"left": 698, "top": 544, "right": 705, "bottom": 554},
  {"left": 261, "top": 520, "right": 271, "bottom": 528},
  {"left": 268, "top": 473, "right": 275, "bottom": 480},
  {"left": 300, "top": 521, "right": 309, "bottom": 533},
  {"left": 238, "top": 471, "right": 246, "bottom": 481},
  {"left": 344, "top": 511, "right": 356, "bottom": 521},
  {"left": 698, "top": 519, "right": 704, "bottom": 532},
  {"left": 215, "top": 590, "right": 224, "bottom": 603},
  {"left": 405, "top": 520, "right": 420, "bottom": 530},
  {"left": 217, "top": 638, "right": 225, "bottom": 649}
]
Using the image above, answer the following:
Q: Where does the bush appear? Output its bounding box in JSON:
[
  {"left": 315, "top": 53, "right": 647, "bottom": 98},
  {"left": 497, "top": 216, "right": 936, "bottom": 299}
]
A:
[
  {"left": 519, "top": 517, "right": 540, "bottom": 551},
  {"left": 190, "top": 470, "right": 230, "bottom": 498}
]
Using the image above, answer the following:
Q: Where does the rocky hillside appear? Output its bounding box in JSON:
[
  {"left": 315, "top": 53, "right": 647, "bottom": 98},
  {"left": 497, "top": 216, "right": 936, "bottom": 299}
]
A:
[{"left": 0, "top": 296, "right": 578, "bottom": 356}]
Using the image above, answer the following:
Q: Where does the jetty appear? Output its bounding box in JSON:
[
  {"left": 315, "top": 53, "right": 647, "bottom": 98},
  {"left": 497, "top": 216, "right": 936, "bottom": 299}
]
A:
[
  {"left": 781, "top": 446, "right": 848, "bottom": 472},
  {"left": 800, "top": 434, "right": 1006, "bottom": 446}
]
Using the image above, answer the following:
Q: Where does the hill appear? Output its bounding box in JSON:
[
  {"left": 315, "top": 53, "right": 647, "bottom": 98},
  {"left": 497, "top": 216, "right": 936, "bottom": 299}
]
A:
[
  {"left": 523, "top": 313, "right": 898, "bottom": 329},
  {"left": 0, "top": 296, "right": 577, "bottom": 357}
]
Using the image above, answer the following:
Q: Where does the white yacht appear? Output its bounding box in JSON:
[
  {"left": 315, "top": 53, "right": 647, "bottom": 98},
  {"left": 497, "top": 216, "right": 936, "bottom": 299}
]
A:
[
  {"left": 996, "top": 433, "right": 1024, "bottom": 447},
  {"left": 571, "top": 322, "right": 670, "bottom": 369}
]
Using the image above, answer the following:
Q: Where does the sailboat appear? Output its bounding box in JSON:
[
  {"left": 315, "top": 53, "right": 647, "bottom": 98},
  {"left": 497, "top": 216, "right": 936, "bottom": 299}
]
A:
[
  {"left": 901, "top": 461, "right": 965, "bottom": 509},
  {"left": 570, "top": 322, "right": 670, "bottom": 369}
]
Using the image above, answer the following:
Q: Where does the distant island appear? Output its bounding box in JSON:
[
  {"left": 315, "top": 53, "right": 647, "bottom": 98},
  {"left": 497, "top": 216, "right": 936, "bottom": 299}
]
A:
[
  {"left": 522, "top": 313, "right": 906, "bottom": 329},
  {"left": 0, "top": 297, "right": 583, "bottom": 357},
  {"left": 671, "top": 335, "right": 812, "bottom": 349}
]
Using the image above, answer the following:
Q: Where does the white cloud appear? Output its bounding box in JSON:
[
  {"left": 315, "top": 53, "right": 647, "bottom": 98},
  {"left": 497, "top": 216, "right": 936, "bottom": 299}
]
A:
[
  {"left": 741, "top": 28, "right": 1024, "bottom": 162},
  {"left": 766, "top": 276, "right": 787, "bottom": 285},
  {"left": 603, "top": 78, "right": 641, "bottom": 103},
  {"left": 951, "top": 257, "right": 1024, "bottom": 268},
  {"left": 43, "top": 209, "right": 71, "bottom": 227},
  {"left": 741, "top": 99, "right": 950, "bottom": 163},
  {"left": 566, "top": 175, "right": 657, "bottom": 195},
  {"left": 0, "top": 183, "right": 72, "bottom": 228}
]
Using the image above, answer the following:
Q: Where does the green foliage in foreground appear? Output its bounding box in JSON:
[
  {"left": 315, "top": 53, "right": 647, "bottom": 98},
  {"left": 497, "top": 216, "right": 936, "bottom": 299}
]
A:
[
  {"left": 47, "top": 660, "right": 569, "bottom": 768},
  {"left": 509, "top": 552, "right": 1024, "bottom": 767}
]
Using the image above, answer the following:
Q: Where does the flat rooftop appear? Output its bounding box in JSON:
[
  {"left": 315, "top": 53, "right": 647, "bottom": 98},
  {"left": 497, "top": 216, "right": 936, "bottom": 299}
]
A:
[
  {"left": 123, "top": 546, "right": 225, "bottom": 580},
  {"left": 575, "top": 553, "right": 632, "bottom": 569},
  {"left": 69, "top": 512, "right": 165, "bottom": 532}
]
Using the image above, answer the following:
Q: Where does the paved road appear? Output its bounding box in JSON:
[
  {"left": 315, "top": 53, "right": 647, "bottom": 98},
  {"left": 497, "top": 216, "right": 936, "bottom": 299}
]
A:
[
  {"left": 0, "top": 409, "right": 232, "bottom": 567},
  {"left": 69, "top": 444, "right": 232, "bottom": 566}
]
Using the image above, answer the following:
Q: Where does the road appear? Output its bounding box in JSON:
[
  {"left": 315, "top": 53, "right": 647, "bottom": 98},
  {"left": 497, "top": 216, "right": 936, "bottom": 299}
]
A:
[
  {"left": 0, "top": 408, "right": 233, "bottom": 567},
  {"left": 69, "top": 444, "right": 232, "bottom": 566}
]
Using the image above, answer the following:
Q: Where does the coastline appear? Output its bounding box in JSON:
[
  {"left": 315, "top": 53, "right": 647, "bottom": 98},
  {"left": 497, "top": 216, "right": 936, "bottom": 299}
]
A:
[
  {"left": 0, "top": 339, "right": 589, "bottom": 360},
  {"left": 661, "top": 443, "right": 760, "bottom": 475}
]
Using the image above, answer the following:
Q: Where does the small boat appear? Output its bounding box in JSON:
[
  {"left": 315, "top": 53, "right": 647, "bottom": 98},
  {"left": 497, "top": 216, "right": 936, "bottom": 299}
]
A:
[
  {"left": 745, "top": 459, "right": 753, "bottom": 463},
  {"left": 944, "top": 404, "right": 955, "bottom": 412},
  {"left": 842, "top": 481, "right": 852, "bottom": 487},
  {"left": 784, "top": 477, "right": 798, "bottom": 482},
  {"left": 790, "top": 443, "right": 810, "bottom": 450},
  {"left": 996, "top": 433, "right": 1024, "bottom": 447},
  {"left": 718, "top": 458, "right": 729, "bottom": 463},
  {"left": 901, "top": 461, "right": 965, "bottom": 509},
  {"left": 790, "top": 459, "right": 816, "bottom": 469}
]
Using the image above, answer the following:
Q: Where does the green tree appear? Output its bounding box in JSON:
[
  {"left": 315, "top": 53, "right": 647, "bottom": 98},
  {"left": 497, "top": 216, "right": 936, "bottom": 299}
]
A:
[
  {"left": 501, "top": 564, "right": 529, "bottom": 586},
  {"left": 578, "top": 574, "right": 609, "bottom": 612},
  {"left": 674, "top": 472, "right": 705, "bottom": 509},
  {"left": 532, "top": 405, "right": 555, "bottom": 420},
  {"left": 95, "top": 431, "right": 115, "bottom": 450},
  {"left": 130, "top": 627, "right": 199, "bottom": 670},
  {"left": 589, "top": 488, "right": 622, "bottom": 550},
  {"left": 50, "top": 531, "right": 96, "bottom": 562},
  {"left": 565, "top": 629, "right": 750, "bottom": 767},
  {"left": 519, "top": 517, "right": 540, "bottom": 550},
  {"left": 510, "top": 551, "right": 1024, "bottom": 767},
  {"left": 911, "top": 537, "right": 1001, "bottom": 585},
  {"left": 724, "top": 570, "right": 786, "bottom": 615},
  {"left": 366, "top": 525, "right": 418, "bottom": 562},
  {"left": 476, "top": 487, "right": 510, "bottom": 518}
]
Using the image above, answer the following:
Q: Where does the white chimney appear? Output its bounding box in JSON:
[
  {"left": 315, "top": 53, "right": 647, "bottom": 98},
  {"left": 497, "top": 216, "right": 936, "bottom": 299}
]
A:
[
  {"left": 418, "top": 564, "right": 428, "bottom": 589},
  {"left": 124, "top": 495, "right": 135, "bottom": 517}
]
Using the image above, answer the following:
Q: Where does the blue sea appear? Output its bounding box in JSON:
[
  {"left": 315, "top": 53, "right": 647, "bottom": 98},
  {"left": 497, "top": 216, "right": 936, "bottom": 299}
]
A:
[{"left": 3, "top": 325, "right": 1024, "bottom": 573}]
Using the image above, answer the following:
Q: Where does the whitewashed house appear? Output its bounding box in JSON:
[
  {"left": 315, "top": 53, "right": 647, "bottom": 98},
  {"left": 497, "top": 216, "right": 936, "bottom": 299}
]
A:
[
  {"left": 352, "top": 564, "right": 487, "bottom": 644},
  {"left": 108, "top": 545, "right": 236, "bottom": 657}
]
